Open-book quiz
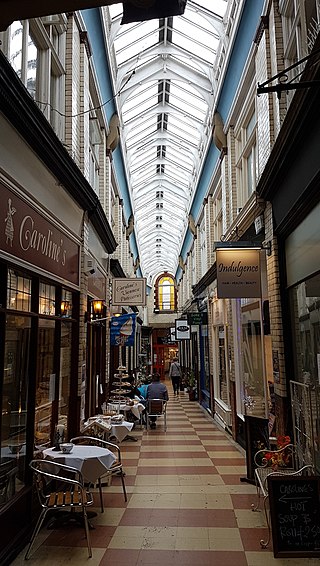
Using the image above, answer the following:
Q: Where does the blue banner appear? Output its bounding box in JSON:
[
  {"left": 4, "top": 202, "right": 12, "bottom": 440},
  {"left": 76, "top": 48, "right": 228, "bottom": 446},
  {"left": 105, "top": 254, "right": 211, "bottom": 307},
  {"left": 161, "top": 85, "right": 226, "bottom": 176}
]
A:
[{"left": 110, "top": 313, "right": 136, "bottom": 347}]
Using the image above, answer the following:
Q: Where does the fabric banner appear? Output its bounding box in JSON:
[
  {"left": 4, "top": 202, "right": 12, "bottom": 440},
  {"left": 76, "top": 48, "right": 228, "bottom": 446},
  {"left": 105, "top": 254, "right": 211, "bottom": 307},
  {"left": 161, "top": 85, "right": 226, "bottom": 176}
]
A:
[{"left": 110, "top": 313, "right": 136, "bottom": 347}]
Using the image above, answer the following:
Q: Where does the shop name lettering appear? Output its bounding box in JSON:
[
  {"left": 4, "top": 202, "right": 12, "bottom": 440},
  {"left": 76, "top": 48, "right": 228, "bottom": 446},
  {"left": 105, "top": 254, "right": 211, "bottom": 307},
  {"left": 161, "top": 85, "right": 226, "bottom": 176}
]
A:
[
  {"left": 116, "top": 282, "right": 141, "bottom": 299},
  {"left": 20, "top": 216, "right": 66, "bottom": 265},
  {"left": 218, "top": 261, "right": 259, "bottom": 278}
]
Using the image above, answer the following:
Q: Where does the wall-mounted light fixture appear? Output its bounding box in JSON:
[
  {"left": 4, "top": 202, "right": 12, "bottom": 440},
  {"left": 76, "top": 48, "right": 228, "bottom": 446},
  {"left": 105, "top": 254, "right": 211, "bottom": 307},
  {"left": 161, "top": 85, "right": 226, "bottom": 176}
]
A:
[
  {"left": 92, "top": 299, "right": 103, "bottom": 319},
  {"left": 60, "top": 300, "right": 71, "bottom": 317},
  {"left": 214, "top": 240, "right": 272, "bottom": 256}
]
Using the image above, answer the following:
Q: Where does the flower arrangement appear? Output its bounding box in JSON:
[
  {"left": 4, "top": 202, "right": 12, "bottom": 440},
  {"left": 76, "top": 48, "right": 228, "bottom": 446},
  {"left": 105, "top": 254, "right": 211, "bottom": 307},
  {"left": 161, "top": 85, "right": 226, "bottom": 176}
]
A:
[{"left": 263, "top": 435, "right": 292, "bottom": 470}]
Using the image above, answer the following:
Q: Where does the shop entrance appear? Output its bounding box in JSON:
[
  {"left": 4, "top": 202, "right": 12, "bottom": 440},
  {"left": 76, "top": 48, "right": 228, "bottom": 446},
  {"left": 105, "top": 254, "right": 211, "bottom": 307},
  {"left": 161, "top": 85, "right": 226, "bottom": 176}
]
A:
[{"left": 153, "top": 344, "right": 178, "bottom": 380}]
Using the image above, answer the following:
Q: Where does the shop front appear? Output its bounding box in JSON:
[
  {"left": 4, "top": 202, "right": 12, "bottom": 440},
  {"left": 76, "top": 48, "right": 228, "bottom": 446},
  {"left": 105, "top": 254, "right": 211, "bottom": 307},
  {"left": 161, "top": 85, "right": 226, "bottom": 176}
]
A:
[
  {"left": 285, "top": 203, "right": 320, "bottom": 473},
  {"left": 0, "top": 176, "right": 82, "bottom": 562},
  {"left": 210, "top": 288, "right": 231, "bottom": 429},
  {"left": 214, "top": 246, "right": 273, "bottom": 447}
]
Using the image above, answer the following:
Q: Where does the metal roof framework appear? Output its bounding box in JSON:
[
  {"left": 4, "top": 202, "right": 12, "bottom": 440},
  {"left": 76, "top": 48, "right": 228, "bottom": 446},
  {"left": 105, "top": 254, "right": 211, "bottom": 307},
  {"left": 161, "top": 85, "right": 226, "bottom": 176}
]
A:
[{"left": 106, "top": 1, "right": 228, "bottom": 282}]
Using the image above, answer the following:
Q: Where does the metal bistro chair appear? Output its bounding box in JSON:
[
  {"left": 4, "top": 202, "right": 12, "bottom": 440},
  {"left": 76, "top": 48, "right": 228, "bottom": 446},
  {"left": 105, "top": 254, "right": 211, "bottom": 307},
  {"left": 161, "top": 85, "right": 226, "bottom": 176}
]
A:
[
  {"left": 25, "top": 459, "right": 93, "bottom": 560},
  {"left": 70, "top": 436, "right": 127, "bottom": 512},
  {"left": 146, "top": 399, "right": 167, "bottom": 431}
]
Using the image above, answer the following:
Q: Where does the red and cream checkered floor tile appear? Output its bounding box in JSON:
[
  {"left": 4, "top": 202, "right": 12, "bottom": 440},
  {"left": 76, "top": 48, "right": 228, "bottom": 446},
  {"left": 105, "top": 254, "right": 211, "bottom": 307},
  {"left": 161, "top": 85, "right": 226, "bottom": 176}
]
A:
[{"left": 11, "top": 384, "right": 320, "bottom": 565}]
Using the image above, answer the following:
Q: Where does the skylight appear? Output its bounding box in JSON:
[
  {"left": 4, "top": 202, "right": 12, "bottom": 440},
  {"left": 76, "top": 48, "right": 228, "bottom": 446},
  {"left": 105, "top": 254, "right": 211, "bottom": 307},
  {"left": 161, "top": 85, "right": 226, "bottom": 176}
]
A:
[{"left": 107, "top": 0, "right": 228, "bottom": 283}]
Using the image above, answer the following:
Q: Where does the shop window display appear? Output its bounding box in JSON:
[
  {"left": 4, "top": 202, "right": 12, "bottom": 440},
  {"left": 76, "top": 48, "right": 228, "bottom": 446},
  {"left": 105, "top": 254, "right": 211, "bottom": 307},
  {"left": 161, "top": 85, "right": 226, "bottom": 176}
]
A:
[
  {"left": 240, "top": 298, "right": 273, "bottom": 419},
  {"left": 290, "top": 273, "right": 320, "bottom": 471}
]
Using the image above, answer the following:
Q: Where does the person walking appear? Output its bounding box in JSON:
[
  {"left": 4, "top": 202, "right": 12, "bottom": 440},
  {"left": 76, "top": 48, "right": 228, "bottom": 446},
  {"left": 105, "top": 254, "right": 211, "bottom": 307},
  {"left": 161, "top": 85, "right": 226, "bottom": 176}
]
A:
[
  {"left": 169, "top": 357, "right": 182, "bottom": 396},
  {"left": 146, "top": 373, "right": 169, "bottom": 429}
]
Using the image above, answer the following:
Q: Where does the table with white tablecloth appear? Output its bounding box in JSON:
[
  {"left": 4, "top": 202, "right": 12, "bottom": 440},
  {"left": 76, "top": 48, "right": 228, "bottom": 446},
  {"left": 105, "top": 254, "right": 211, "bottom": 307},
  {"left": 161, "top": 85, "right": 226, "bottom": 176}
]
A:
[
  {"left": 81, "top": 416, "right": 136, "bottom": 443},
  {"left": 109, "top": 420, "right": 135, "bottom": 442},
  {"left": 43, "top": 444, "right": 116, "bottom": 484},
  {"left": 107, "top": 400, "right": 145, "bottom": 421}
]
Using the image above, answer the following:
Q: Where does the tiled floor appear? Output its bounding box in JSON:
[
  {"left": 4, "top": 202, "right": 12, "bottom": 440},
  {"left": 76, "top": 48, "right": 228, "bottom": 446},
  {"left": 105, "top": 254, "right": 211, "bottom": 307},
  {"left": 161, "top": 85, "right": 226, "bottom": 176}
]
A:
[{"left": 11, "top": 384, "right": 320, "bottom": 565}]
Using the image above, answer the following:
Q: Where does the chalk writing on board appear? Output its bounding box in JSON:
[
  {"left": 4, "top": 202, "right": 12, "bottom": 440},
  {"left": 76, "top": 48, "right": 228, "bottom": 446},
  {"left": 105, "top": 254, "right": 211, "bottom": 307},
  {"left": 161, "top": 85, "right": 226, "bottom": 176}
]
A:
[{"left": 268, "top": 475, "right": 320, "bottom": 558}]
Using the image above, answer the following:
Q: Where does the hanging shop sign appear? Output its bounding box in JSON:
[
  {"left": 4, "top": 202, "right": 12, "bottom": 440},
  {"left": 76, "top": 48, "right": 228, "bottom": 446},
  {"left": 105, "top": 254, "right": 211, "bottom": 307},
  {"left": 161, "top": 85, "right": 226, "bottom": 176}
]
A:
[
  {"left": 1, "top": 181, "right": 80, "bottom": 286},
  {"left": 112, "top": 277, "right": 146, "bottom": 306},
  {"left": 175, "top": 319, "right": 191, "bottom": 340},
  {"left": 216, "top": 248, "right": 261, "bottom": 298},
  {"left": 110, "top": 313, "right": 136, "bottom": 347},
  {"left": 187, "top": 312, "right": 208, "bottom": 325}
]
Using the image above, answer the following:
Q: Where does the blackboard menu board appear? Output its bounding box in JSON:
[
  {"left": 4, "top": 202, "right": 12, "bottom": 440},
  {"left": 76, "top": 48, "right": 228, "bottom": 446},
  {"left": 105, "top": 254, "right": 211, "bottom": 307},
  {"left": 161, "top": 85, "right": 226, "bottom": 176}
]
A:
[{"left": 268, "top": 475, "right": 320, "bottom": 558}]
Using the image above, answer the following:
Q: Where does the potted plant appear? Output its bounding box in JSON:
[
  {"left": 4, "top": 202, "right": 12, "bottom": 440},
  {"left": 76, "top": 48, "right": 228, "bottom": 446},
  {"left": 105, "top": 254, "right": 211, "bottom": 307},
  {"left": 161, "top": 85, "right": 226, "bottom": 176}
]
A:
[{"left": 185, "top": 370, "right": 197, "bottom": 401}]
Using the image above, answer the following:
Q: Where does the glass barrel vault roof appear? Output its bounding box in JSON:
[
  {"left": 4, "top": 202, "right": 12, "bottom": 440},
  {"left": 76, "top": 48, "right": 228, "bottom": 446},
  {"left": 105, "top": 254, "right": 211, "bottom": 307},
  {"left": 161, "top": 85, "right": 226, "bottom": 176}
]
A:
[{"left": 107, "top": 1, "right": 228, "bottom": 283}]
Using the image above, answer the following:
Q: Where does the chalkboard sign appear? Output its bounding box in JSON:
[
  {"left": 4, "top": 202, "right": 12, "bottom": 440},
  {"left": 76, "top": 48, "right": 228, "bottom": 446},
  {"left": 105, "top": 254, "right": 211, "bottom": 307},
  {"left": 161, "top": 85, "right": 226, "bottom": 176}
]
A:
[
  {"left": 268, "top": 475, "right": 320, "bottom": 558},
  {"left": 240, "top": 415, "right": 269, "bottom": 484}
]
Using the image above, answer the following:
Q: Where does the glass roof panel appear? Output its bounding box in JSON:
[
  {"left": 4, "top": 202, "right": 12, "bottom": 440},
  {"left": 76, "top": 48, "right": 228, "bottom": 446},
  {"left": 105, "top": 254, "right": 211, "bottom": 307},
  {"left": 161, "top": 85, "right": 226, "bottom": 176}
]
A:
[{"left": 106, "top": 0, "right": 228, "bottom": 281}]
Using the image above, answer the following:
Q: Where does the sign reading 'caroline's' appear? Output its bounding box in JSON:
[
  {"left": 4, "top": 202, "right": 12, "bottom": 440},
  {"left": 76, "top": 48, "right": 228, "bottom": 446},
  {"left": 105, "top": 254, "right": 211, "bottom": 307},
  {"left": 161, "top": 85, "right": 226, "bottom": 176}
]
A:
[
  {"left": 216, "top": 249, "right": 261, "bottom": 298},
  {"left": 1, "top": 182, "right": 80, "bottom": 286}
]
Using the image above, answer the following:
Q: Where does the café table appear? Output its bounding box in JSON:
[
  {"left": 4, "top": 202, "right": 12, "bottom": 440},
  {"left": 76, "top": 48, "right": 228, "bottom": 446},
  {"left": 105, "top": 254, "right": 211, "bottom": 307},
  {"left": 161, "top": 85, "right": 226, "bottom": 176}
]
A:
[
  {"left": 82, "top": 416, "right": 136, "bottom": 443},
  {"left": 109, "top": 420, "right": 135, "bottom": 442},
  {"left": 42, "top": 445, "right": 117, "bottom": 528},
  {"left": 43, "top": 444, "right": 116, "bottom": 484},
  {"left": 107, "top": 400, "right": 145, "bottom": 422}
]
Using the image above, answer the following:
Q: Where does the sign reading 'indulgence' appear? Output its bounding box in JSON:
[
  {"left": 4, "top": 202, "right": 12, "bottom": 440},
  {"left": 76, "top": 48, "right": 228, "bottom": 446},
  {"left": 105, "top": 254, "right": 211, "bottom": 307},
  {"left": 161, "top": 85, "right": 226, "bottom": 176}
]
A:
[{"left": 216, "top": 248, "right": 261, "bottom": 298}]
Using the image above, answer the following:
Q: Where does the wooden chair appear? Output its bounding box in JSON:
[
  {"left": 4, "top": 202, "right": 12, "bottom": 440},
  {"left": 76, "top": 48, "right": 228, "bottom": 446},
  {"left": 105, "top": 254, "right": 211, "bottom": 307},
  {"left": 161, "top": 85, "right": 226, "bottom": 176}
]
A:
[
  {"left": 146, "top": 399, "right": 167, "bottom": 431},
  {"left": 25, "top": 459, "right": 93, "bottom": 560},
  {"left": 70, "top": 436, "right": 127, "bottom": 512}
]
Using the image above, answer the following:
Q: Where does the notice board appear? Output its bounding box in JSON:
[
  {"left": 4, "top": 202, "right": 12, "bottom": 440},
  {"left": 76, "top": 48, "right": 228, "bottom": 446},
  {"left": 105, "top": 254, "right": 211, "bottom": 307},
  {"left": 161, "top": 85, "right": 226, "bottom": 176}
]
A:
[{"left": 268, "top": 475, "right": 320, "bottom": 558}]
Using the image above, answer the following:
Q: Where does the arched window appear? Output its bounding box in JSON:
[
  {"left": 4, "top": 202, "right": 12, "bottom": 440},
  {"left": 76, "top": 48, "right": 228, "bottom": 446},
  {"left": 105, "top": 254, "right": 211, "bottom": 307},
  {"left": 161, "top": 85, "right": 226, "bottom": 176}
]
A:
[{"left": 154, "top": 273, "right": 177, "bottom": 312}]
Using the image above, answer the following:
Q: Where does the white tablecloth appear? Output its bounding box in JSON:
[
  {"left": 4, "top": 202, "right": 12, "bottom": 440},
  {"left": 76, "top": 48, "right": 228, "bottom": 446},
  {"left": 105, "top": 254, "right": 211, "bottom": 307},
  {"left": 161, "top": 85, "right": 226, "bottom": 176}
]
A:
[
  {"left": 43, "top": 445, "right": 116, "bottom": 484},
  {"left": 108, "top": 402, "right": 145, "bottom": 420},
  {"left": 109, "top": 420, "right": 134, "bottom": 442}
]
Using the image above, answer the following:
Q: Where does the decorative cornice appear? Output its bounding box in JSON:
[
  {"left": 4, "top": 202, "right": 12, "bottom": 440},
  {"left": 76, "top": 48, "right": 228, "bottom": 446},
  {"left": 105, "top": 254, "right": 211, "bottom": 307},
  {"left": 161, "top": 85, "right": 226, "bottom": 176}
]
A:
[
  {"left": 79, "top": 30, "right": 92, "bottom": 58},
  {"left": 254, "top": 15, "right": 269, "bottom": 46},
  {"left": 192, "top": 264, "right": 217, "bottom": 297}
]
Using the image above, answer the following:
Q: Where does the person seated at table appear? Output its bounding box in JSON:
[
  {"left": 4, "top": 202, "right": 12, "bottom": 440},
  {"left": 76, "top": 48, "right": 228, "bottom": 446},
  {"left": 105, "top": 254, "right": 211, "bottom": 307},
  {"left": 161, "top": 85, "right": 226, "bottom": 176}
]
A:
[
  {"left": 137, "top": 383, "right": 148, "bottom": 401},
  {"left": 146, "top": 373, "right": 169, "bottom": 429}
]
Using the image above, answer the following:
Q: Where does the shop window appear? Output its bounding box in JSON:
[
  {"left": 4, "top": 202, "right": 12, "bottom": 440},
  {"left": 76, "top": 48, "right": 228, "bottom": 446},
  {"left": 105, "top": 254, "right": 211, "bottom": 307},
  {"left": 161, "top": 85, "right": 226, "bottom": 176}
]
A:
[
  {"left": 239, "top": 298, "right": 273, "bottom": 419},
  {"left": 61, "top": 289, "right": 73, "bottom": 318},
  {"left": 290, "top": 274, "right": 320, "bottom": 388},
  {"left": 39, "top": 282, "right": 55, "bottom": 315},
  {"left": 7, "top": 269, "right": 31, "bottom": 312},
  {"left": 1, "top": 315, "right": 31, "bottom": 506},
  {"left": 58, "top": 321, "right": 72, "bottom": 439},
  {"left": 217, "top": 325, "right": 228, "bottom": 404},
  {"left": 154, "top": 273, "right": 176, "bottom": 312},
  {"left": 35, "top": 319, "right": 55, "bottom": 445}
]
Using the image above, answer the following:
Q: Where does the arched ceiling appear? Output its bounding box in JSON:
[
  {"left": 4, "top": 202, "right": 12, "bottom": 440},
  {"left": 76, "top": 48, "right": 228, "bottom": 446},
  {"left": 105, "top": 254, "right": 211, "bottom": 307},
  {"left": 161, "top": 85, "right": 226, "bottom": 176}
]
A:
[{"left": 106, "top": 1, "right": 228, "bottom": 283}]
